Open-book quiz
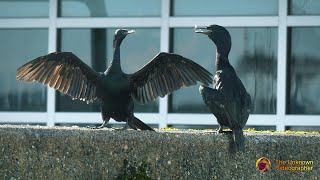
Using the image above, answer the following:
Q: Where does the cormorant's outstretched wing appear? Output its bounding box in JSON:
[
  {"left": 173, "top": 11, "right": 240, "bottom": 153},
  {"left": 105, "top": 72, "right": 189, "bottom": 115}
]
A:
[
  {"left": 16, "top": 52, "right": 99, "bottom": 103},
  {"left": 129, "top": 52, "right": 212, "bottom": 104}
]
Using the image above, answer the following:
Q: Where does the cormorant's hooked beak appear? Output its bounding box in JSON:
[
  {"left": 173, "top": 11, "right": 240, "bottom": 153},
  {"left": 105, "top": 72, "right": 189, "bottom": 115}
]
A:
[
  {"left": 194, "top": 25, "right": 212, "bottom": 35},
  {"left": 126, "top": 30, "right": 135, "bottom": 34}
]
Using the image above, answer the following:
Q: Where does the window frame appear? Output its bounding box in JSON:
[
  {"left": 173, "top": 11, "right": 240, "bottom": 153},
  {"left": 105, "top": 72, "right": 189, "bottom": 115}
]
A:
[{"left": 0, "top": 0, "right": 319, "bottom": 130}]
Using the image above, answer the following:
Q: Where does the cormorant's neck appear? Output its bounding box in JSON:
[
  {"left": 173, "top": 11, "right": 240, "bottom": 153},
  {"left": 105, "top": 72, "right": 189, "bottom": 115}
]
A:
[
  {"left": 215, "top": 40, "right": 230, "bottom": 57},
  {"left": 215, "top": 50, "right": 230, "bottom": 71},
  {"left": 109, "top": 38, "right": 123, "bottom": 73},
  {"left": 214, "top": 40, "right": 231, "bottom": 71}
]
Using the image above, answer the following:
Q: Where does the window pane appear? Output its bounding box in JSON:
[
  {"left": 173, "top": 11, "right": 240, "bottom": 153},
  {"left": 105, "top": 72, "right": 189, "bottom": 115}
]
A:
[
  {"left": 0, "top": 0, "right": 49, "bottom": 18},
  {"left": 57, "top": 28, "right": 160, "bottom": 112},
  {"left": 287, "top": 27, "right": 320, "bottom": 114},
  {"left": 169, "top": 29, "right": 213, "bottom": 113},
  {"left": 172, "top": 0, "right": 278, "bottom": 16},
  {"left": 0, "top": 29, "right": 48, "bottom": 111},
  {"left": 289, "top": 0, "right": 320, "bottom": 15},
  {"left": 170, "top": 27, "right": 277, "bottom": 114},
  {"left": 59, "top": 0, "right": 161, "bottom": 17}
]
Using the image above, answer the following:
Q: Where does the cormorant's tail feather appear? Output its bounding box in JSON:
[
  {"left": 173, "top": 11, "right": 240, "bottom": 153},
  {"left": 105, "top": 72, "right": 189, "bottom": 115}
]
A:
[
  {"left": 130, "top": 116, "right": 154, "bottom": 131},
  {"left": 233, "top": 129, "right": 245, "bottom": 152}
]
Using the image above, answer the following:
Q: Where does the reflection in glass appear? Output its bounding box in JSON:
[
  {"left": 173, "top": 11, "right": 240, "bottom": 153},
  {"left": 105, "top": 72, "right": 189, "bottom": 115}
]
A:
[
  {"left": 169, "top": 28, "right": 213, "bottom": 113},
  {"left": 0, "top": 29, "right": 48, "bottom": 111},
  {"left": 289, "top": 0, "right": 320, "bottom": 15},
  {"left": 0, "top": 0, "right": 49, "bottom": 18},
  {"left": 172, "top": 0, "right": 278, "bottom": 16},
  {"left": 59, "top": 0, "right": 161, "bottom": 17},
  {"left": 170, "top": 28, "right": 277, "bottom": 114},
  {"left": 287, "top": 27, "right": 320, "bottom": 114},
  {"left": 57, "top": 28, "right": 160, "bottom": 112}
]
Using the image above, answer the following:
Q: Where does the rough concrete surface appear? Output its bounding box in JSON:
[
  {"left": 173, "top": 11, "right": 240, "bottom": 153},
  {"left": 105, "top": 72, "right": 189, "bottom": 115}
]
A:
[{"left": 0, "top": 125, "right": 319, "bottom": 179}]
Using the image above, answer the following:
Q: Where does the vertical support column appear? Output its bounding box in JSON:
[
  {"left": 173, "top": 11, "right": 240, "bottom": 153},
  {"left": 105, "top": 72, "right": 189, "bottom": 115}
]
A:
[
  {"left": 276, "top": 0, "right": 288, "bottom": 131},
  {"left": 158, "top": 0, "right": 170, "bottom": 128},
  {"left": 47, "top": 0, "right": 58, "bottom": 126}
]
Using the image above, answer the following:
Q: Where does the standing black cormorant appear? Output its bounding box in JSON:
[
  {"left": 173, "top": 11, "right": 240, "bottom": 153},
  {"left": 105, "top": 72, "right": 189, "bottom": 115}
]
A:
[
  {"left": 194, "top": 25, "right": 252, "bottom": 151},
  {"left": 16, "top": 29, "right": 213, "bottom": 131}
]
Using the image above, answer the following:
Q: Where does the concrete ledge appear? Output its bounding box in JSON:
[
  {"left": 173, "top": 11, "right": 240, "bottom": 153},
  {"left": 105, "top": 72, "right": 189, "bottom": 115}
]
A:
[{"left": 0, "top": 125, "right": 319, "bottom": 179}]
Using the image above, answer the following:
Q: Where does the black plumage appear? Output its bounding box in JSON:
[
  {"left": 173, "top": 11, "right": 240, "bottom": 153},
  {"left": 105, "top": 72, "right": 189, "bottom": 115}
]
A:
[
  {"left": 16, "top": 29, "right": 213, "bottom": 131},
  {"left": 195, "top": 25, "right": 252, "bottom": 151}
]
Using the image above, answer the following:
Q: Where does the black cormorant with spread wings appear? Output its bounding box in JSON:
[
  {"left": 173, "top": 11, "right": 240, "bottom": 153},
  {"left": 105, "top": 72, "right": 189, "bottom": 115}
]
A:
[
  {"left": 16, "top": 29, "right": 212, "bottom": 131},
  {"left": 195, "top": 25, "right": 252, "bottom": 151}
]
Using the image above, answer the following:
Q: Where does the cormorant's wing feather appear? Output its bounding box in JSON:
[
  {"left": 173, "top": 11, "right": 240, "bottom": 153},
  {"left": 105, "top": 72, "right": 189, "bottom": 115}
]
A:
[
  {"left": 200, "top": 86, "right": 234, "bottom": 127},
  {"left": 129, "top": 52, "right": 213, "bottom": 104},
  {"left": 16, "top": 52, "right": 99, "bottom": 103}
]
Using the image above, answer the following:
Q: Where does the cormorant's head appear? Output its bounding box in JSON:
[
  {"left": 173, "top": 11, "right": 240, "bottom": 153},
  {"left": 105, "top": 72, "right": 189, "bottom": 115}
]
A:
[
  {"left": 114, "top": 29, "right": 135, "bottom": 44},
  {"left": 194, "top": 24, "right": 231, "bottom": 55}
]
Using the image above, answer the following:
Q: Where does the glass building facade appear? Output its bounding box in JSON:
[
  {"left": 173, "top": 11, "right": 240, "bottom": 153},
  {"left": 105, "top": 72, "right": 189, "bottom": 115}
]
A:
[{"left": 0, "top": 0, "right": 319, "bottom": 130}]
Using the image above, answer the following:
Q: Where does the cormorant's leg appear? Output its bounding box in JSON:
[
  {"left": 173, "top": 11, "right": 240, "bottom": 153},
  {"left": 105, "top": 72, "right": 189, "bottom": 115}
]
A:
[
  {"left": 216, "top": 125, "right": 224, "bottom": 134},
  {"left": 90, "top": 117, "right": 111, "bottom": 129},
  {"left": 216, "top": 125, "right": 232, "bottom": 134}
]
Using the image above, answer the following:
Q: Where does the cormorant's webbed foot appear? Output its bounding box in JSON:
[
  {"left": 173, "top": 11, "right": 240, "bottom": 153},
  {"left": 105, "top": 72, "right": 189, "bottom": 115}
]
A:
[
  {"left": 216, "top": 125, "right": 224, "bottom": 134},
  {"left": 215, "top": 126, "right": 232, "bottom": 134},
  {"left": 88, "top": 120, "right": 113, "bottom": 130},
  {"left": 90, "top": 124, "right": 112, "bottom": 130}
]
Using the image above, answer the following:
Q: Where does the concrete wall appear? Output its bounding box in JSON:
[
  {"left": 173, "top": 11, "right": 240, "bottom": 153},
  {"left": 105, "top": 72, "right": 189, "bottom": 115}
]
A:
[{"left": 0, "top": 125, "right": 319, "bottom": 179}]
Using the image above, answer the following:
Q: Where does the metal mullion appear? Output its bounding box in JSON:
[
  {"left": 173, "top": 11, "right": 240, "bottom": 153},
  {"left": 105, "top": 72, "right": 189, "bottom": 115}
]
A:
[
  {"left": 158, "top": 0, "right": 170, "bottom": 128},
  {"left": 54, "top": 112, "right": 159, "bottom": 125},
  {"left": 0, "top": 112, "right": 48, "bottom": 124},
  {"left": 167, "top": 114, "right": 278, "bottom": 126},
  {"left": 46, "top": 0, "right": 58, "bottom": 126},
  {"left": 0, "top": 19, "right": 49, "bottom": 28},
  {"left": 169, "top": 16, "right": 278, "bottom": 27},
  {"left": 167, "top": 114, "right": 218, "bottom": 125},
  {"left": 57, "top": 17, "right": 161, "bottom": 28},
  {"left": 276, "top": 0, "right": 288, "bottom": 131},
  {"left": 285, "top": 115, "right": 320, "bottom": 126},
  {"left": 287, "top": 16, "right": 320, "bottom": 26}
]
